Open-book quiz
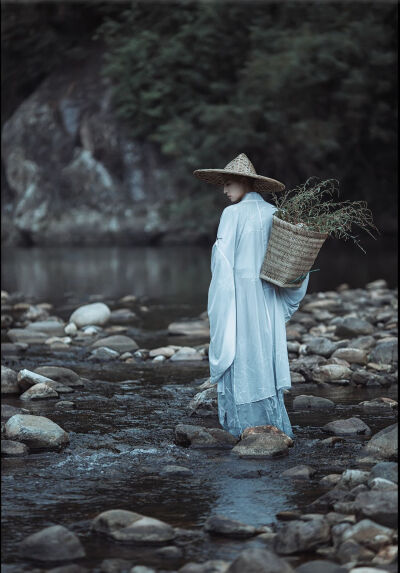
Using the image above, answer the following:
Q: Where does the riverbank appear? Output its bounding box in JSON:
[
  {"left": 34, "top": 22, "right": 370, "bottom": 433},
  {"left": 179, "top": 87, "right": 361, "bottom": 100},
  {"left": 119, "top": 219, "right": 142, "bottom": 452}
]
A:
[{"left": 1, "top": 279, "right": 398, "bottom": 572}]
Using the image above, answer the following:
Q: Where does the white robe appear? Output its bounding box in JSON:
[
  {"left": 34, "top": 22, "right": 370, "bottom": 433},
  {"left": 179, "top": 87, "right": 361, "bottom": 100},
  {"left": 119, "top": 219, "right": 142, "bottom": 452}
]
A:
[{"left": 207, "top": 191, "right": 310, "bottom": 404}]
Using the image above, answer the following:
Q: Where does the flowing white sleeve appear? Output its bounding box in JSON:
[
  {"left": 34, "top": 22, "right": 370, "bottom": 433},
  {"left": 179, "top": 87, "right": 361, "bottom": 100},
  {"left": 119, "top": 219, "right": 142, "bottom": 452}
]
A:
[
  {"left": 278, "top": 271, "right": 310, "bottom": 323},
  {"left": 207, "top": 207, "right": 238, "bottom": 385}
]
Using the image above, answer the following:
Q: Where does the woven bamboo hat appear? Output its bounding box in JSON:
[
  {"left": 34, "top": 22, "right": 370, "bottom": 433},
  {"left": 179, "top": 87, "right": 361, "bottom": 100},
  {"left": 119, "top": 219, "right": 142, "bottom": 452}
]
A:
[{"left": 193, "top": 153, "right": 285, "bottom": 193}]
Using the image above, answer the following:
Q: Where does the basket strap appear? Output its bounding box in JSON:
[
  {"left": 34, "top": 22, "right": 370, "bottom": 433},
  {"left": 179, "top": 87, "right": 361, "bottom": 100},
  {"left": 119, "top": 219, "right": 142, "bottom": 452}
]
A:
[{"left": 287, "top": 268, "right": 320, "bottom": 284}]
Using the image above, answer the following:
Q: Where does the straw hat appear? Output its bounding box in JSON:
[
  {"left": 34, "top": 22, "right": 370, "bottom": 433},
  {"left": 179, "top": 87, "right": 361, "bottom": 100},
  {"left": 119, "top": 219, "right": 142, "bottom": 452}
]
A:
[{"left": 193, "top": 153, "right": 285, "bottom": 193}]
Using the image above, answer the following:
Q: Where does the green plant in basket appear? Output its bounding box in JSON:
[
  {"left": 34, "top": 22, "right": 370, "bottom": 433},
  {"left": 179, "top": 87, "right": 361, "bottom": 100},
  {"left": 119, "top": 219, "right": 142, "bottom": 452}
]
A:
[{"left": 270, "top": 177, "right": 380, "bottom": 254}]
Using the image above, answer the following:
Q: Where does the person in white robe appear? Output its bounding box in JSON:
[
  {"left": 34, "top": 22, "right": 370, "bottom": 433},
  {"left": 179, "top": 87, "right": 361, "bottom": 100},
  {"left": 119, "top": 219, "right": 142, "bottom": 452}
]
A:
[{"left": 193, "top": 153, "right": 310, "bottom": 438}]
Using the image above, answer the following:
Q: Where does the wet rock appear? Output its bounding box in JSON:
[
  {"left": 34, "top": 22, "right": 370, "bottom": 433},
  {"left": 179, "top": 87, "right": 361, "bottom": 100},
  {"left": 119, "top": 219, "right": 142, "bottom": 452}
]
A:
[
  {"left": 154, "top": 545, "right": 183, "bottom": 559},
  {"left": 274, "top": 518, "right": 331, "bottom": 554},
  {"left": 188, "top": 386, "right": 217, "bottom": 417},
  {"left": 160, "top": 465, "right": 193, "bottom": 477},
  {"left": 64, "top": 322, "right": 78, "bottom": 336},
  {"left": 7, "top": 328, "right": 49, "bottom": 343},
  {"left": 5, "top": 414, "right": 69, "bottom": 450},
  {"left": 175, "top": 424, "right": 237, "bottom": 448},
  {"left": 312, "top": 364, "right": 352, "bottom": 383},
  {"left": 69, "top": 302, "right": 111, "bottom": 327},
  {"left": 307, "top": 486, "right": 355, "bottom": 512},
  {"left": 332, "top": 348, "right": 368, "bottom": 364},
  {"left": 46, "top": 565, "right": 89, "bottom": 573},
  {"left": 334, "top": 318, "right": 374, "bottom": 338},
  {"left": 168, "top": 319, "right": 210, "bottom": 337},
  {"left": 368, "top": 477, "right": 398, "bottom": 490},
  {"left": 368, "top": 462, "right": 398, "bottom": 484},
  {"left": 149, "top": 346, "right": 175, "bottom": 358},
  {"left": 152, "top": 355, "right": 166, "bottom": 362},
  {"left": 227, "top": 547, "right": 294, "bottom": 573},
  {"left": 353, "top": 489, "right": 398, "bottom": 527},
  {"left": 1, "top": 365, "right": 19, "bottom": 394},
  {"left": 1, "top": 439, "right": 29, "bottom": 456},
  {"left": 170, "top": 347, "right": 204, "bottom": 361},
  {"left": 33, "top": 366, "right": 83, "bottom": 387},
  {"left": 130, "top": 566, "right": 156, "bottom": 573},
  {"left": 290, "top": 371, "right": 306, "bottom": 383},
  {"left": 304, "top": 337, "right": 338, "bottom": 357},
  {"left": 17, "top": 368, "right": 57, "bottom": 392},
  {"left": 204, "top": 515, "right": 257, "bottom": 539},
  {"left": 282, "top": 465, "right": 316, "bottom": 479},
  {"left": 91, "top": 509, "right": 176, "bottom": 544},
  {"left": 290, "top": 355, "right": 328, "bottom": 380},
  {"left": 338, "top": 469, "right": 370, "bottom": 488},
  {"left": 89, "top": 347, "right": 120, "bottom": 360},
  {"left": 99, "top": 558, "right": 135, "bottom": 572},
  {"left": 19, "top": 382, "right": 59, "bottom": 401},
  {"left": 25, "top": 320, "right": 66, "bottom": 336},
  {"left": 1, "top": 404, "right": 23, "bottom": 421},
  {"left": 91, "top": 334, "right": 138, "bottom": 353},
  {"left": 19, "top": 524, "right": 86, "bottom": 562},
  {"left": 351, "top": 369, "right": 381, "bottom": 387},
  {"left": 295, "top": 561, "right": 347, "bottom": 573},
  {"left": 371, "top": 544, "right": 398, "bottom": 566},
  {"left": 292, "top": 395, "right": 335, "bottom": 410},
  {"left": 109, "top": 308, "right": 137, "bottom": 323},
  {"left": 358, "top": 397, "right": 398, "bottom": 411},
  {"left": 276, "top": 510, "right": 302, "bottom": 521},
  {"left": 322, "top": 417, "right": 371, "bottom": 436},
  {"left": 340, "top": 519, "right": 395, "bottom": 551},
  {"left": 320, "top": 474, "right": 342, "bottom": 487},
  {"left": 369, "top": 339, "right": 398, "bottom": 364},
  {"left": 179, "top": 561, "right": 230, "bottom": 573},
  {"left": 232, "top": 426, "right": 291, "bottom": 459},
  {"left": 319, "top": 436, "right": 346, "bottom": 447},
  {"left": 357, "top": 423, "right": 398, "bottom": 462},
  {"left": 335, "top": 539, "right": 375, "bottom": 565},
  {"left": 55, "top": 401, "right": 76, "bottom": 410}
]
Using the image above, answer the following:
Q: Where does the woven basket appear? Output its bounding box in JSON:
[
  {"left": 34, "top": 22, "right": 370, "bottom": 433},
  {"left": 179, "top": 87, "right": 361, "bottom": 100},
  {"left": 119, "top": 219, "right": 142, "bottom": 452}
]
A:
[{"left": 260, "top": 215, "right": 328, "bottom": 288}]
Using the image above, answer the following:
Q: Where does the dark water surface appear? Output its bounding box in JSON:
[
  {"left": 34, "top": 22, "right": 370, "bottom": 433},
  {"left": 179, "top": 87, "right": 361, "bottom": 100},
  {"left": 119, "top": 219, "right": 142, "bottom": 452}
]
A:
[{"left": 1, "top": 237, "right": 397, "bottom": 305}]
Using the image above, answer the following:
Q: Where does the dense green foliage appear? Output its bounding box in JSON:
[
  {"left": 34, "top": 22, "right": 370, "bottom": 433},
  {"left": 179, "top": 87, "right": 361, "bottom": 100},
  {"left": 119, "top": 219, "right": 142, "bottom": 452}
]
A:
[{"left": 96, "top": 1, "right": 397, "bottom": 224}]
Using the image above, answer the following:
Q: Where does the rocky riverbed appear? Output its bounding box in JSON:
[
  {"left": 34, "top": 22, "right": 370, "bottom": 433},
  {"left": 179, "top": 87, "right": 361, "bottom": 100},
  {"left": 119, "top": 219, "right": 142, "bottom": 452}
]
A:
[{"left": 1, "top": 279, "right": 398, "bottom": 572}]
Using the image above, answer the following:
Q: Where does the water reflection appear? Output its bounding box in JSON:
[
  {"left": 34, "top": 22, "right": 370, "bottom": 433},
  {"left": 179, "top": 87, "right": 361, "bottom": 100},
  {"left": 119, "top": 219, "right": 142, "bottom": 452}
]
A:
[{"left": 1, "top": 236, "right": 397, "bottom": 305}]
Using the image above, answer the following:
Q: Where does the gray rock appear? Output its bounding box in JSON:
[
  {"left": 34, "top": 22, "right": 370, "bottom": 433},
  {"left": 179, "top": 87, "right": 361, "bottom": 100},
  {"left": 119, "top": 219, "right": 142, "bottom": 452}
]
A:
[
  {"left": 7, "top": 328, "right": 49, "bottom": 343},
  {"left": 90, "top": 347, "right": 120, "bottom": 360},
  {"left": 292, "top": 395, "right": 335, "bottom": 410},
  {"left": 19, "top": 524, "right": 86, "bottom": 562},
  {"left": 334, "top": 318, "right": 374, "bottom": 338},
  {"left": 1, "top": 439, "right": 29, "bottom": 456},
  {"left": 188, "top": 386, "right": 217, "bottom": 417},
  {"left": 358, "top": 397, "right": 397, "bottom": 411},
  {"left": 100, "top": 558, "right": 135, "bottom": 572},
  {"left": 168, "top": 319, "right": 210, "bottom": 337},
  {"left": 169, "top": 347, "right": 204, "bottom": 361},
  {"left": 19, "top": 382, "right": 59, "bottom": 401},
  {"left": 55, "top": 401, "right": 76, "bottom": 410},
  {"left": 358, "top": 423, "right": 398, "bottom": 462},
  {"left": 175, "top": 424, "right": 237, "bottom": 448},
  {"left": 33, "top": 366, "right": 83, "bottom": 387},
  {"left": 282, "top": 465, "right": 316, "bottom": 479},
  {"left": 323, "top": 417, "right": 371, "bottom": 436},
  {"left": 91, "top": 334, "right": 138, "bottom": 353},
  {"left": 338, "top": 469, "right": 370, "bottom": 488},
  {"left": 160, "top": 465, "right": 193, "bottom": 477},
  {"left": 305, "top": 337, "right": 338, "bottom": 357},
  {"left": 5, "top": 414, "right": 69, "bottom": 450},
  {"left": 109, "top": 308, "right": 138, "bottom": 324},
  {"left": 368, "top": 462, "right": 398, "bottom": 484},
  {"left": 69, "top": 302, "right": 111, "bottom": 328},
  {"left": 274, "top": 518, "right": 331, "bottom": 554},
  {"left": 353, "top": 489, "right": 398, "bottom": 528},
  {"left": 178, "top": 561, "right": 230, "bottom": 573},
  {"left": 46, "top": 565, "right": 89, "bottom": 573},
  {"left": 312, "top": 364, "right": 352, "bottom": 383},
  {"left": 335, "top": 539, "right": 375, "bottom": 565},
  {"left": 368, "top": 477, "right": 398, "bottom": 490},
  {"left": 25, "top": 320, "right": 66, "bottom": 336},
  {"left": 369, "top": 339, "right": 398, "bottom": 364},
  {"left": 1, "top": 365, "right": 19, "bottom": 394},
  {"left": 351, "top": 336, "right": 376, "bottom": 351},
  {"left": 91, "top": 509, "right": 175, "bottom": 544},
  {"left": 332, "top": 348, "right": 368, "bottom": 364},
  {"left": 340, "top": 518, "right": 395, "bottom": 551},
  {"left": 232, "top": 426, "right": 291, "bottom": 459},
  {"left": 204, "top": 515, "right": 257, "bottom": 539},
  {"left": 227, "top": 547, "right": 294, "bottom": 573},
  {"left": 17, "top": 368, "right": 57, "bottom": 392}
]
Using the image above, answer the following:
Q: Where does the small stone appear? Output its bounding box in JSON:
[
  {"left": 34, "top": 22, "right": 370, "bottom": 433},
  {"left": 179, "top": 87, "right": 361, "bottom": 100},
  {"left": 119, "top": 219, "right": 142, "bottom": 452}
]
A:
[
  {"left": 91, "top": 334, "right": 138, "bottom": 353},
  {"left": 274, "top": 518, "right": 331, "bottom": 554},
  {"left": 19, "top": 382, "right": 59, "bottom": 401},
  {"left": 89, "top": 347, "right": 120, "bottom": 360},
  {"left": 334, "top": 318, "right": 374, "bottom": 338},
  {"left": 368, "top": 461, "right": 398, "bottom": 484},
  {"left": 282, "top": 465, "right": 316, "bottom": 479},
  {"left": 33, "top": 366, "right": 82, "bottom": 387},
  {"left": 340, "top": 518, "right": 395, "bottom": 551},
  {"left": 1, "top": 365, "right": 19, "bottom": 394},
  {"left": 312, "top": 364, "right": 352, "bottom": 383},
  {"left": 1, "top": 439, "right": 29, "bottom": 456},
  {"left": 332, "top": 348, "right": 368, "bottom": 364},
  {"left": 169, "top": 347, "right": 204, "bottom": 361},
  {"left": 160, "top": 465, "right": 193, "bottom": 477},
  {"left": 69, "top": 302, "right": 111, "bottom": 328},
  {"left": 368, "top": 477, "right": 397, "bottom": 490},
  {"left": 358, "top": 423, "right": 398, "bottom": 462},
  {"left": 149, "top": 346, "right": 175, "bottom": 358},
  {"left": 226, "top": 547, "right": 294, "bottom": 573},
  {"left": 292, "top": 395, "right": 335, "bottom": 410},
  {"left": 168, "top": 319, "right": 209, "bottom": 337},
  {"left": 369, "top": 339, "right": 398, "bottom": 364},
  {"left": 338, "top": 469, "right": 370, "bottom": 488},
  {"left": 319, "top": 474, "right": 342, "bottom": 487},
  {"left": 91, "top": 509, "right": 176, "bottom": 544},
  {"left": 204, "top": 515, "right": 257, "bottom": 539}
]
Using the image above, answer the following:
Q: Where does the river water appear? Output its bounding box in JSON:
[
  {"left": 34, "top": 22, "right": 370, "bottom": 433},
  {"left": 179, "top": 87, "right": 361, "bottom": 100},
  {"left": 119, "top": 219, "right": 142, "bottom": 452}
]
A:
[{"left": 1, "top": 243, "right": 398, "bottom": 571}]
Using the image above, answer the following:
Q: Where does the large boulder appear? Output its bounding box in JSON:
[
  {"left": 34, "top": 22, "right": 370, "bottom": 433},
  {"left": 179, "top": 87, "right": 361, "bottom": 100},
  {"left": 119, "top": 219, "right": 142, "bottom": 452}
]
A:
[
  {"left": 353, "top": 489, "right": 398, "bottom": 528},
  {"left": 19, "top": 525, "right": 85, "bottom": 562},
  {"left": 69, "top": 302, "right": 111, "bottom": 328},
  {"left": 91, "top": 509, "right": 175, "bottom": 544},
  {"left": 5, "top": 414, "right": 69, "bottom": 450}
]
